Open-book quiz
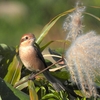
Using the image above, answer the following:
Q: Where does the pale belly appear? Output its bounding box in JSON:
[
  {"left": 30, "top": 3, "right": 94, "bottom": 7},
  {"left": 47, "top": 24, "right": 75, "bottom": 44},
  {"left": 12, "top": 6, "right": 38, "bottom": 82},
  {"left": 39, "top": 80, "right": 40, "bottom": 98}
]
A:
[{"left": 19, "top": 45, "right": 44, "bottom": 71}]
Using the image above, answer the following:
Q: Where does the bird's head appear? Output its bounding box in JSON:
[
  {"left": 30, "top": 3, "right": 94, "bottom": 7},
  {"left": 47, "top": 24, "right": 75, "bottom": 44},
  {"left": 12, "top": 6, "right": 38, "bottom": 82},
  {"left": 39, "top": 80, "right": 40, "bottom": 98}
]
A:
[{"left": 20, "top": 33, "right": 36, "bottom": 47}]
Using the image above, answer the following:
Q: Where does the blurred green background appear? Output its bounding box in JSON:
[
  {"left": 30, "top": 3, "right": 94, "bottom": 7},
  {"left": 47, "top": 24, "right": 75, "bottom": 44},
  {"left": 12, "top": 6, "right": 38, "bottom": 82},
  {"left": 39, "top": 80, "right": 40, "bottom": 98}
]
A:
[{"left": 0, "top": 0, "right": 100, "bottom": 47}]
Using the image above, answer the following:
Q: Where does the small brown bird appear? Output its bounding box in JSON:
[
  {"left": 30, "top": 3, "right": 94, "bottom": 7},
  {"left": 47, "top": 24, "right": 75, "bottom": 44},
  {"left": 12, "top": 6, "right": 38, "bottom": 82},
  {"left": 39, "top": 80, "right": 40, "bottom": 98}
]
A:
[{"left": 19, "top": 33, "right": 65, "bottom": 91}]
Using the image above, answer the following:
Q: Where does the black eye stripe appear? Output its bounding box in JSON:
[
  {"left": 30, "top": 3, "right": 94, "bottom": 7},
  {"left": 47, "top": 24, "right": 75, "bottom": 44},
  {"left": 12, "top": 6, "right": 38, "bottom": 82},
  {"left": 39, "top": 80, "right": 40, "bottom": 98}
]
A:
[{"left": 21, "top": 36, "right": 29, "bottom": 42}]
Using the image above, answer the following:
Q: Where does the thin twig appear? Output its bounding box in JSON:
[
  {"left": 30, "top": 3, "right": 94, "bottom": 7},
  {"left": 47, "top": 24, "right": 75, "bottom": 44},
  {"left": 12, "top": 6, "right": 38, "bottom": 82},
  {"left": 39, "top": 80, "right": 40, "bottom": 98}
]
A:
[
  {"left": 49, "top": 65, "right": 66, "bottom": 72},
  {"left": 14, "top": 58, "right": 63, "bottom": 88}
]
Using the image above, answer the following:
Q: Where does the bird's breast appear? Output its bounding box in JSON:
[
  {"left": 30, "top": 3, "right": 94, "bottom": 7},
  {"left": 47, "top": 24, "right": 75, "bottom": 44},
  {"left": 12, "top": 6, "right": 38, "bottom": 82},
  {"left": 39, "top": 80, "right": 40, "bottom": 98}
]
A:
[{"left": 19, "top": 46, "right": 45, "bottom": 71}]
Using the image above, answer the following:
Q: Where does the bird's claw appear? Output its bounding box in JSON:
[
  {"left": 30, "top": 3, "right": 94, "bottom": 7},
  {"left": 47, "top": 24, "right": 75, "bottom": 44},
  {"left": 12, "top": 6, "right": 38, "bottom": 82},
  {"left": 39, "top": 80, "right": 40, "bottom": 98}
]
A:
[{"left": 28, "top": 73, "right": 36, "bottom": 80}]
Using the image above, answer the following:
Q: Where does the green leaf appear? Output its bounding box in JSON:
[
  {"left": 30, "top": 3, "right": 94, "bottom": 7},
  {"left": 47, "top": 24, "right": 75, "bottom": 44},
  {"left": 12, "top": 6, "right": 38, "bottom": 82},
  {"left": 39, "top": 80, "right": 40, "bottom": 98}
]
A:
[
  {"left": 28, "top": 80, "right": 38, "bottom": 100},
  {"left": 0, "top": 77, "right": 29, "bottom": 100},
  {"left": 40, "top": 86, "right": 46, "bottom": 98},
  {"left": 15, "top": 75, "right": 29, "bottom": 90},
  {"left": 36, "top": 8, "right": 75, "bottom": 44},
  {"left": 51, "top": 71, "right": 70, "bottom": 80},
  {"left": 0, "top": 44, "right": 15, "bottom": 78},
  {"left": 41, "top": 39, "right": 70, "bottom": 52},
  {"left": 74, "top": 90, "right": 85, "bottom": 97},
  {"left": 41, "top": 41, "right": 54, "bottom": 51},
  {"left": 42, "top": 93, "right": 59, "bottom": 100},
  {"left": 4, "top": 55, "right": 22, "bottom": 85}
]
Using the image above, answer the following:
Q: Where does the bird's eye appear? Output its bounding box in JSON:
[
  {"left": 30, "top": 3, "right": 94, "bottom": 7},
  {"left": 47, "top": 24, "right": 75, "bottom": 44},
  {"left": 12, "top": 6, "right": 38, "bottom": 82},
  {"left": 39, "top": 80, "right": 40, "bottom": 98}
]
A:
[
  {"left": 25, "top": 36, "right": 28, "bottom": 40},
  {"left": 21, "top": 36, "right": 29, "bottom": 42}
]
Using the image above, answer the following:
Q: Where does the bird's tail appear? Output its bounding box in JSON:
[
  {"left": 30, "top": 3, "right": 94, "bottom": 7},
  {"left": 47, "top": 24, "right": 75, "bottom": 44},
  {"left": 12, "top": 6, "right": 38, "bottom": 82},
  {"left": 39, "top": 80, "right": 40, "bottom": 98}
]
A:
[{"left": 43, "top": 71, "right": 65, "bottom": 91}]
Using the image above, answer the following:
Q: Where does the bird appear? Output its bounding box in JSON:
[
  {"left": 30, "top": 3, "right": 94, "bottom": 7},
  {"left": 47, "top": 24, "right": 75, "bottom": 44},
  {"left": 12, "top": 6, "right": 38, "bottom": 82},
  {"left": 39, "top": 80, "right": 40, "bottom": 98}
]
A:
[{"left": 18, "top": 33, "right": 65, "bottom": 91}]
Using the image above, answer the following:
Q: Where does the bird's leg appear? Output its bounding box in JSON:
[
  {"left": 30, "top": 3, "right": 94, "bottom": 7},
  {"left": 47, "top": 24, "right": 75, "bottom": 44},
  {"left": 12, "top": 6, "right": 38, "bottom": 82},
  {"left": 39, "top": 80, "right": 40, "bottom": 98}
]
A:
[{"left": 28, "top": 71, "right": 40, "bottom": 80}]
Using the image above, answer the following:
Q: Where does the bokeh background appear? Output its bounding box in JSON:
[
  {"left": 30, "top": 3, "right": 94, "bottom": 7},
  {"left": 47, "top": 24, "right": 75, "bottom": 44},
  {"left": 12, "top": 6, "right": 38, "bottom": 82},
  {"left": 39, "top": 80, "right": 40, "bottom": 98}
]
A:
[{"left": 0, "top": 0, "right": 99, "bottom": 47}]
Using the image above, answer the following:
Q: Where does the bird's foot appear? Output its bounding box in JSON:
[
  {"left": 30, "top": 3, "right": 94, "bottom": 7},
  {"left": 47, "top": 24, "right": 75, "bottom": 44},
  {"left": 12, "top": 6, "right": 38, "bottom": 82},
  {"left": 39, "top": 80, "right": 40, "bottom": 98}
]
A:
[{"left": 28, "top": 71, "right": 39, "bottom": 80}]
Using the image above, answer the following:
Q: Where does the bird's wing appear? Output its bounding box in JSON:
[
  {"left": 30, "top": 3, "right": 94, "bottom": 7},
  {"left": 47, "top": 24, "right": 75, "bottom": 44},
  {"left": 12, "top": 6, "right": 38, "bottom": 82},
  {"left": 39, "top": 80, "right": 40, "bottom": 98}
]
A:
[{"left": 33, "top": 43, "right": 47, "bottom": 68}]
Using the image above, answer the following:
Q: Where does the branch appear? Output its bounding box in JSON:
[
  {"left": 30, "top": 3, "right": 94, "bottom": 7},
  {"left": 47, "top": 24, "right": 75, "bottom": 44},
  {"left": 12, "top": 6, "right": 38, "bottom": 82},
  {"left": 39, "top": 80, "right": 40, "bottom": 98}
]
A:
[{"left": 14, "top": 58, "right": 63, "bottom": 88}]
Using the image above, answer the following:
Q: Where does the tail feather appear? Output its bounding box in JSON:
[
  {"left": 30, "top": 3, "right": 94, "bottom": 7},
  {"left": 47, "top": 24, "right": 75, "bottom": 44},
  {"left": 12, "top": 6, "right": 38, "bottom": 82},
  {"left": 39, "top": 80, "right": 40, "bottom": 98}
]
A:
[{"left": 43, "top": 71, "right": 65, "bottom": 91}]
